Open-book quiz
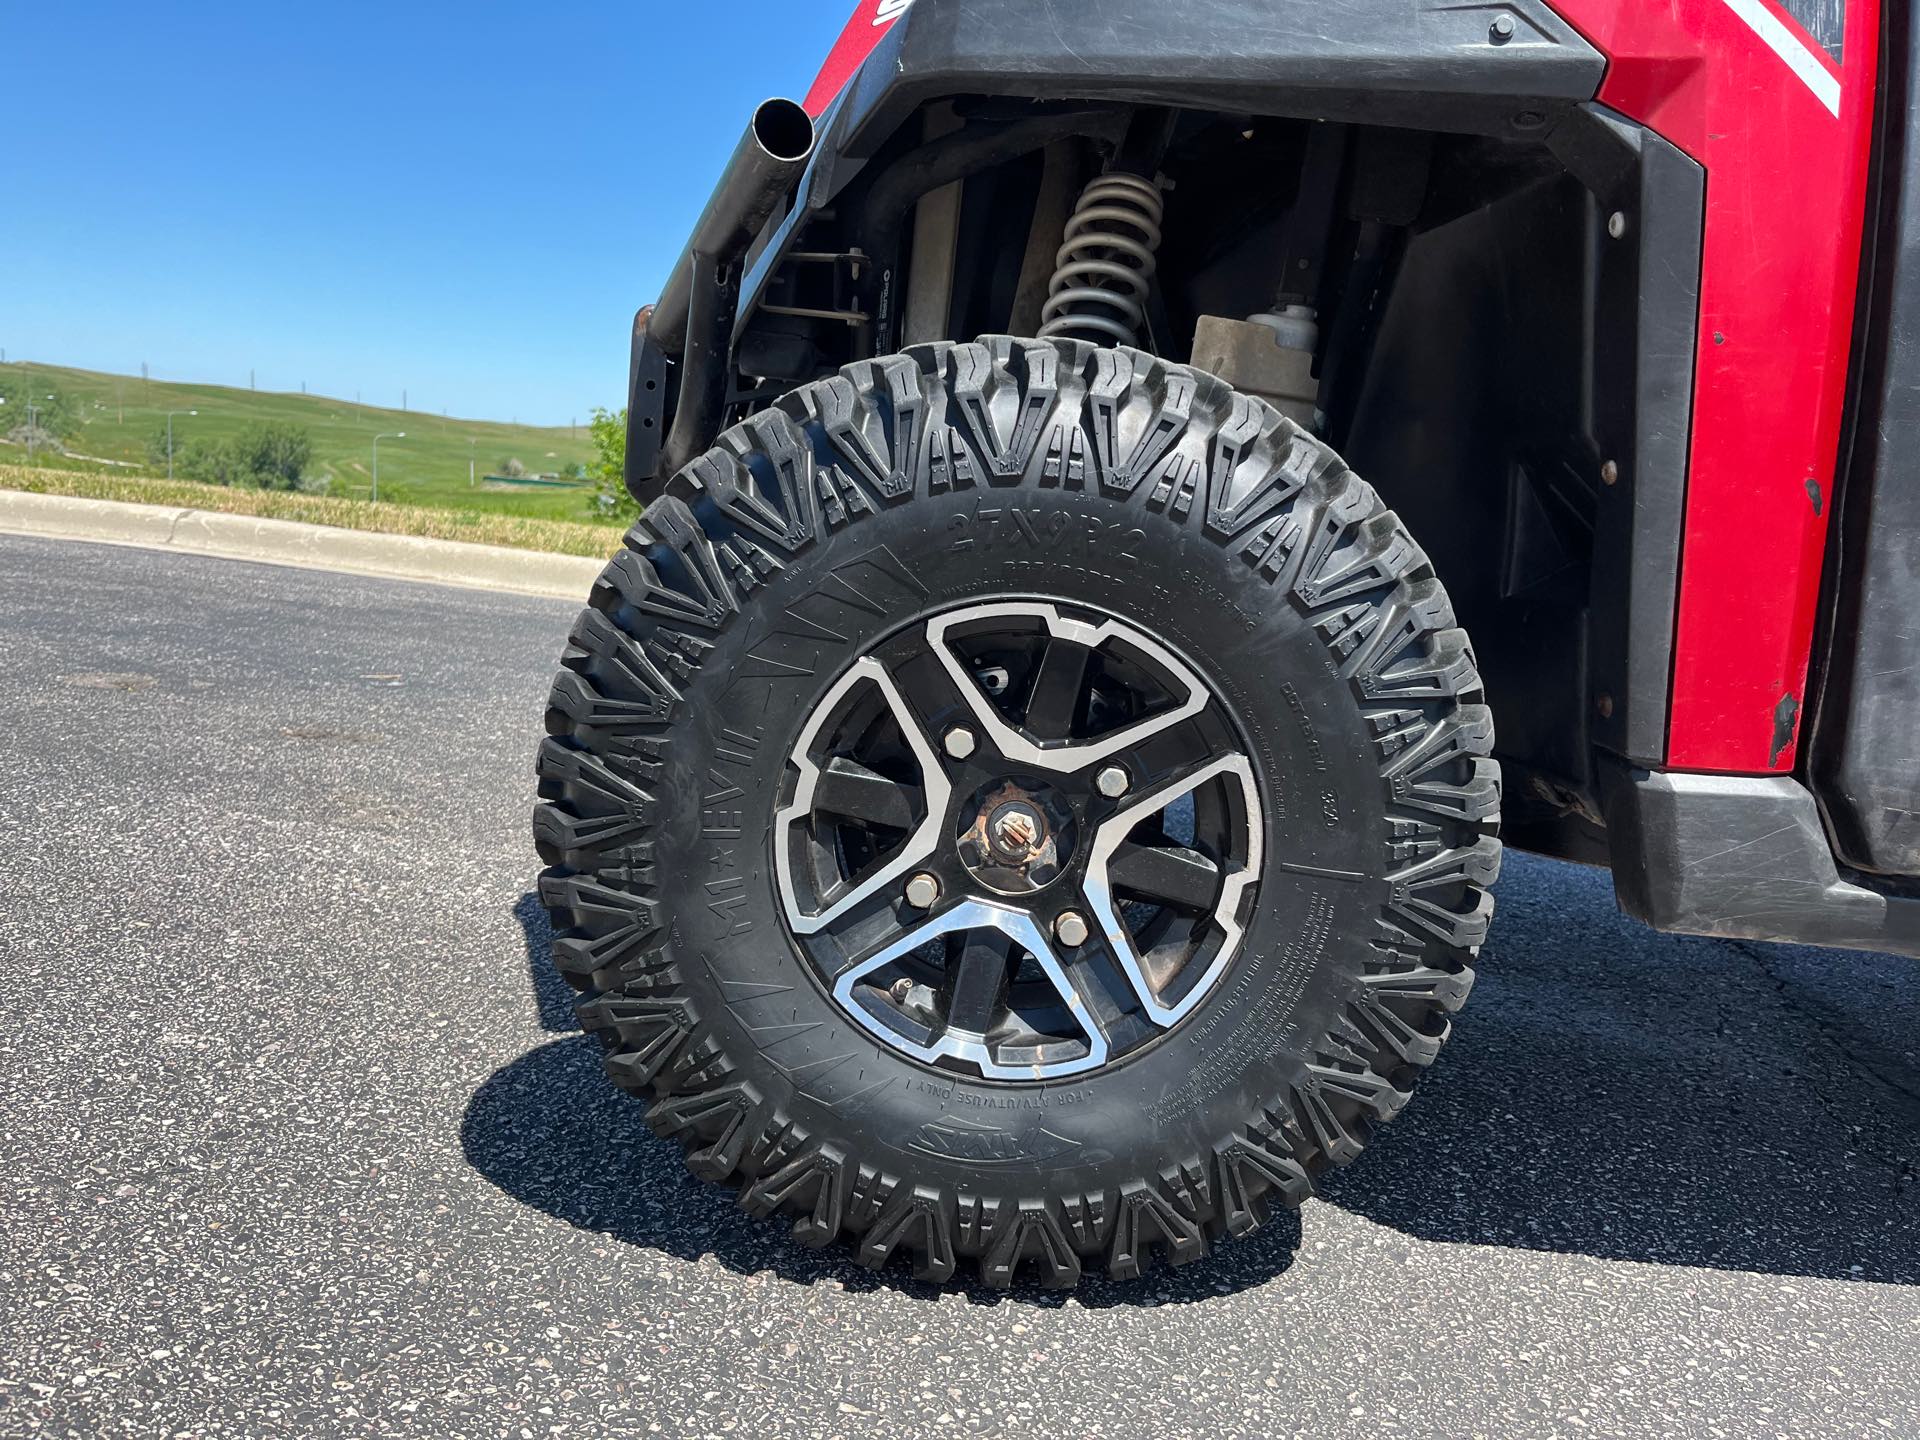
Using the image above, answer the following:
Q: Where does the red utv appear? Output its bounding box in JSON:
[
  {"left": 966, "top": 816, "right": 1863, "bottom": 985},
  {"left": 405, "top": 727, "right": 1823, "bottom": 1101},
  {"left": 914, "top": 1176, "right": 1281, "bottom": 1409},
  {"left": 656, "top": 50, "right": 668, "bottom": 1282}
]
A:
[{"left": 533, "top": 0, "right": 1918, "bottom": 1286}]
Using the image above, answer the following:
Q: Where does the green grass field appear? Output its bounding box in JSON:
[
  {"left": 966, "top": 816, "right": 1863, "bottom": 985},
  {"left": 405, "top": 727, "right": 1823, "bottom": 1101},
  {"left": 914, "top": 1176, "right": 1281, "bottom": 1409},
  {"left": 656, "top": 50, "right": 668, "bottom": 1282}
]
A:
[{"left": 0, "top": 360, "right": 616, "bottom": 527}]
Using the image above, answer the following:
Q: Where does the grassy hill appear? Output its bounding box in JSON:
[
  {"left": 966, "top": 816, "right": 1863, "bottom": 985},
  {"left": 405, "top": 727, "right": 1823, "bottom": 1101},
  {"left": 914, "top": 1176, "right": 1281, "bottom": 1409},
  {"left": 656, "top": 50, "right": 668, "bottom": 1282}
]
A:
[{"left": 0, "top": 360, "right": 614, "bottom": 527}]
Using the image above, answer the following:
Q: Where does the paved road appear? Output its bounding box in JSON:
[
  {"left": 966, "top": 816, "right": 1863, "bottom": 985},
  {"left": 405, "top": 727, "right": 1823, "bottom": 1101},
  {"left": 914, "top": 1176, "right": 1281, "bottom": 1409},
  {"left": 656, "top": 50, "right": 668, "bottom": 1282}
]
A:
[{"left": 2, "top": 533, "right": 1917, "bottom": 1439}]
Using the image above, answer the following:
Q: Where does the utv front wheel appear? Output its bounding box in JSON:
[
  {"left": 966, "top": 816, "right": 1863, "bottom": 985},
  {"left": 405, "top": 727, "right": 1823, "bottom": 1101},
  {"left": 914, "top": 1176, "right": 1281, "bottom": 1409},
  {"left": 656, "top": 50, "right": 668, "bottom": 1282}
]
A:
[{"left": 534, "top": 337, "right": 1499, "bottom": 1287}]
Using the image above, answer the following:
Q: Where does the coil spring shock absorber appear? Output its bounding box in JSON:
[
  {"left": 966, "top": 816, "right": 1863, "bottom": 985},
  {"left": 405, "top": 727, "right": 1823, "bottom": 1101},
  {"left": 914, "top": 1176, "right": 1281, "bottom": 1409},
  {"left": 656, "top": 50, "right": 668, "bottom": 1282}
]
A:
[{"left": 1037, "top": 171, "right": 1165, "bottom": 347}]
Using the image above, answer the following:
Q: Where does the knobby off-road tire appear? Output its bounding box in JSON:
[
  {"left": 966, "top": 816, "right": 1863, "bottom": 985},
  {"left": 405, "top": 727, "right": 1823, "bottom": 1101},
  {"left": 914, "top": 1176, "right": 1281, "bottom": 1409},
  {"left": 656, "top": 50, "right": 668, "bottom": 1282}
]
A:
[{"left": 533, "top": 336, "right": 1499, "bottom": 1287}]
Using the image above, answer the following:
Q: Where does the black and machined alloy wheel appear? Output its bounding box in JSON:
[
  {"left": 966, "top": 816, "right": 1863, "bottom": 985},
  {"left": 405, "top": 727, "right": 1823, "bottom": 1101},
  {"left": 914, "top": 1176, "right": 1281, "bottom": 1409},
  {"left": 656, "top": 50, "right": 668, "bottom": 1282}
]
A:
[{"left": 533, "top": 337, "right": 1500, "bottom": 1287}]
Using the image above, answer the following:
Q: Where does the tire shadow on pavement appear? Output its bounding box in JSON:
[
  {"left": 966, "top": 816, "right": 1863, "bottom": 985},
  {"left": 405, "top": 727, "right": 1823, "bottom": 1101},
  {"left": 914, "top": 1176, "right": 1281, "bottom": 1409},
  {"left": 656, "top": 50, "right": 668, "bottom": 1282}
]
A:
[
  {"left": 1321, "top": 851, "right": 1920, "bottom": 1285},
  {"left": 489, "top": 855, "right": 1920, "bottom": 1293},
  {"left": 461, "top": 1031, "right": 1302, "bottom": 1305},
  {"left": 514, "top": 891, "right": 581, "bottom": 1033}
]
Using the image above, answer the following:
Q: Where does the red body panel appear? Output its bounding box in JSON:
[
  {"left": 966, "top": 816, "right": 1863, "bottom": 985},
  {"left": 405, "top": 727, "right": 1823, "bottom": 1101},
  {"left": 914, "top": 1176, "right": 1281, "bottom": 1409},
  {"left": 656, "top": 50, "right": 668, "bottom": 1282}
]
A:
[
  {"left": 803, "top": 0, "right": 913, "bottom": 116},
  {"left": 1538, "top": 0, "right": 1880, "bottom": 770}
]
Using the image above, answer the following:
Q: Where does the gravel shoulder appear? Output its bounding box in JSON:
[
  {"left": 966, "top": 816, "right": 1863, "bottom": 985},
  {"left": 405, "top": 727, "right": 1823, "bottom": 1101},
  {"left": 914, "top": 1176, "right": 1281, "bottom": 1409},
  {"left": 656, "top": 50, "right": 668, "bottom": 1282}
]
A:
[{"left": 0, "top": 487, "right": 608, "bottom": 600}]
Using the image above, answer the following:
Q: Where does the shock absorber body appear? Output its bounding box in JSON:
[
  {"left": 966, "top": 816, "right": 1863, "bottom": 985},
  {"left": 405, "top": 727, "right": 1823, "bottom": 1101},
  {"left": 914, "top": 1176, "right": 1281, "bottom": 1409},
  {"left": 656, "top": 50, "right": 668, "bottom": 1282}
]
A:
[{"left": 1038, "top": 171, "right": 1165, "bottom": 347}]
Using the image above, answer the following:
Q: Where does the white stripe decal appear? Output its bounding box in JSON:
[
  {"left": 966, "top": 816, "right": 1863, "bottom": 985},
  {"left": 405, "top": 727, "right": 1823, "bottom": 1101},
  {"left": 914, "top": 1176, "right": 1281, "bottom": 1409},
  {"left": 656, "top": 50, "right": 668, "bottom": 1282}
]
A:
[{"left": 1719, "top": 0, "right": 1843, "bottom": 117}]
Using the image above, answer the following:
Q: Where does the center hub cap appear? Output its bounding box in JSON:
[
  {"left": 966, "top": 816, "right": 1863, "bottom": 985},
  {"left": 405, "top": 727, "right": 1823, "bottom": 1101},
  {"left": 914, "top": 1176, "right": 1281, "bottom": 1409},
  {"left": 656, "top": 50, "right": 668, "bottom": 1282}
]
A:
[{"left": 959, "top": 779, "right": 1076, "bottom": 895}]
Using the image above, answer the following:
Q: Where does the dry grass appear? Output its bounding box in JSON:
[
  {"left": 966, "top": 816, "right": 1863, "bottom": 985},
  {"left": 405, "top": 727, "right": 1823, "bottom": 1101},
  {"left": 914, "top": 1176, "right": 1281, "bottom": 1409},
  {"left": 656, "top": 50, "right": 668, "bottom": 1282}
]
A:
[{"left": 0, "top": 463, "right": 626, "bottom": 559}]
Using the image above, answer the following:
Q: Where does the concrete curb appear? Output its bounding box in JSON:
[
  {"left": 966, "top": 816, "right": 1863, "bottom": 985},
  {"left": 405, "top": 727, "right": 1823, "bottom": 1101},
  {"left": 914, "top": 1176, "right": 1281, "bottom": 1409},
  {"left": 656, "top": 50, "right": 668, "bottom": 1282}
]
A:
[{"left": 0, "top": 490, "right": 607, "bottom": 601}]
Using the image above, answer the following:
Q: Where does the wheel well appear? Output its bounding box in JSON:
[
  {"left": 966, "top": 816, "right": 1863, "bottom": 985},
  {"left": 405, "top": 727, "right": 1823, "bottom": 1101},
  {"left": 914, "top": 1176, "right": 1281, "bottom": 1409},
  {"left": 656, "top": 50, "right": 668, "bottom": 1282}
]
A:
[{"left": 738, "top": 101, "right": 1701, "bottom": 866}]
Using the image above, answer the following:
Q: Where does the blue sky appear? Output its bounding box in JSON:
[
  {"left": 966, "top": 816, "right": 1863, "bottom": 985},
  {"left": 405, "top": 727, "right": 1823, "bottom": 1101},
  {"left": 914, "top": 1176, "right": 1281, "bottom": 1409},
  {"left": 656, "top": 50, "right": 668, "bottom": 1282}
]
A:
[{"left": 3, "top": 1, "right": 854, "bottom": 424}]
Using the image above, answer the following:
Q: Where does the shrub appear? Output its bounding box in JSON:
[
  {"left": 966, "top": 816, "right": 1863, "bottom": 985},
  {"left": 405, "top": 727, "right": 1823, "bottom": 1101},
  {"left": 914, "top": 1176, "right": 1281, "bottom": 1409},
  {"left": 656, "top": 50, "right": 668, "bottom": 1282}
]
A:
[
  {"left": 229, "top": 422, "right": 312, "bottom": 489},
  {"left": 173, "top": 422, "right": 314, "bottom": 490},
  {"left": 588, "top": 406, "right": 636, "bottom": 521}
]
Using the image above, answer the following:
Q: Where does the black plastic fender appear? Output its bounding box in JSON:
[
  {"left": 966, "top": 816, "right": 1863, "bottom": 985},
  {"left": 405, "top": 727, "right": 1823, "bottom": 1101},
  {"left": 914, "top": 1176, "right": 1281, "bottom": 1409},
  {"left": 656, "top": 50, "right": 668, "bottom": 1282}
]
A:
[{"left": 836, "top": 0, "right": 1605, "bottom": 151}]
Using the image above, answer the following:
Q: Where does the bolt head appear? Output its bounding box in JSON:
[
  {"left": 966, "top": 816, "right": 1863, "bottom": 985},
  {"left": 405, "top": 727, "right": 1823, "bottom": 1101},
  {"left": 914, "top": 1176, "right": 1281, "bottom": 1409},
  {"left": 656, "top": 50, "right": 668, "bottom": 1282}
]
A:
[
  {"left": 993, "top": 807, "right": 1041, "bottom": 853},
  {"left": 1054, "top": 911, "right": 1090, "bottom": 948},
  {"left": 1490, "top": 13, "right": 1516, "bottom": 41},
  {"left": 904, "top": 872, "right": 940, "bottom": 909},
  {"left": 889, "top": 977, "right": 914, "bottom": 1005},
  {"left": 1095, "top": 765, "right": 1129, "bottom": 799},
  {"left": 943, "top": 727, "right": 977, "bottom": 760}
]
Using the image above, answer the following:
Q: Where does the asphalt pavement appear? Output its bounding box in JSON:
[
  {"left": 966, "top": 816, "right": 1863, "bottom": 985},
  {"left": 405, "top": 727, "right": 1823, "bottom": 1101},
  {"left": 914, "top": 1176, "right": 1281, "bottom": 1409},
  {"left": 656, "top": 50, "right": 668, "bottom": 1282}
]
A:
[{"left": 2, "top": 532, "right": 1916, "bottom": 1439}]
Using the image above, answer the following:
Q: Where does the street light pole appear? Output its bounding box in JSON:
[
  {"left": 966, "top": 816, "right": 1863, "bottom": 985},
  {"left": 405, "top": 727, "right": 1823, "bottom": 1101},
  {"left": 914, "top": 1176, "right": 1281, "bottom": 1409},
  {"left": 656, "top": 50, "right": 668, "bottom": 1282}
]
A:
[
  {"left": 165, "top": 410, "right": 198, "bottom": 481},
  {"left": 372, "top": 431, "right": 405, "bottom": 502}
]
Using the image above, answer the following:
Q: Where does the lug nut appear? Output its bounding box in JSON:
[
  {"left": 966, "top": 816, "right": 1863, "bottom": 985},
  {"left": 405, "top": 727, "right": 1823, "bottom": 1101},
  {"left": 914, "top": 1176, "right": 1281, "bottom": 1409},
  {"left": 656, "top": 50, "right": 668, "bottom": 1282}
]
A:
[
  {"left": 943, "top": 726, "right": 977, "bottom": 760},
  {"left": 1054, "top": 911, "right": 1090, "bottom": 948},
  {"left": 1095, "top": 764, "right": 1129, "bottom": 799},
  {"left": 904, "top": 872, "right": 940, "bottom": 909}
]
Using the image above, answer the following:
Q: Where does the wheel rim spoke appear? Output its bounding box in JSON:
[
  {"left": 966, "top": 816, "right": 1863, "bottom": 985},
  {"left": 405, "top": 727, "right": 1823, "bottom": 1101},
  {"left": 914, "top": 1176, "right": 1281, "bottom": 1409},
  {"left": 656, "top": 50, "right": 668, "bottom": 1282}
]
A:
[
  {"left": 1108, "top": 840, "right": 1221, "bottom": 912},
  {"left": 1116, "top": 719, "right": 1233, "bottom": 796},
  {"left": 861, "top": 624, "right": 978, "bottom": 743},
  {"left": 1022, "top": 634, "right": 1094, "bottom": 740},
  {"left": 813, "top": 756, "right": 919, "bottom": 832},
  {"left": 773, "top": 657, "right": 948, "bottom": 936},
  {"left": 1048, "top": 940, "right": 1136, "bottom": 1057},
  {"left": 944, "top": 930, "right": 1013, "bottom": 1035},
  {"left": 830, "top": 900, "right": 1110, "bottom": 1078},
  {"left": 1082, "top": 751, "right": 1263, "bottom": 1027},
  {"left": 924, "top": 602, "right": 1209, "bottom": 773}
]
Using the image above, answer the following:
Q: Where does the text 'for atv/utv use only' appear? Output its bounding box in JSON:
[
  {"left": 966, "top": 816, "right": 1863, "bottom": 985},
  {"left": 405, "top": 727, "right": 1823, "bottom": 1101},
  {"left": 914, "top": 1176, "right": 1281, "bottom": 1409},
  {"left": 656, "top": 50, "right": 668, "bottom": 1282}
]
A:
[{"left": 533, "top": 0, "right": 1920, "bottom": 1286}]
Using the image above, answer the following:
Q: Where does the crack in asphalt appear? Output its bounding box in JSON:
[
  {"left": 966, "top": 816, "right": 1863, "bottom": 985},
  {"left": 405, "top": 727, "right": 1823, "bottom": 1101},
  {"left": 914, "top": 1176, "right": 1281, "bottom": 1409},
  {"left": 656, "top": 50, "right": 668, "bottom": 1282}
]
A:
[{"left": 1730, "top": 937, "right": 1920, "bottom": 1203}]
